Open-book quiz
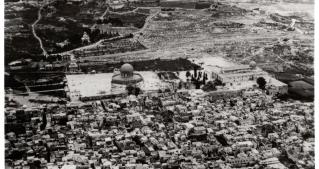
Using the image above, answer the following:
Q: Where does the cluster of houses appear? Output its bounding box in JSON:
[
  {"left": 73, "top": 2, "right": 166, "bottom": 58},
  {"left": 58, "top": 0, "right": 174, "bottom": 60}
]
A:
[{"left": 5, "top": 87, "right": 314, "bottom": 169}]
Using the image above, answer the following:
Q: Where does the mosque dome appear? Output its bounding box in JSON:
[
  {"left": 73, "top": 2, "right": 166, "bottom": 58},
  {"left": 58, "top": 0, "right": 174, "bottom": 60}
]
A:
[
  {"left": 249, "top": 61, "right": 257, "bottom": 69},
  {"left": 120, "top": 63, "right": 134, "bottom": 74},
  {"left": 111, "top": 63, "right": 143, "bottom": 87}
]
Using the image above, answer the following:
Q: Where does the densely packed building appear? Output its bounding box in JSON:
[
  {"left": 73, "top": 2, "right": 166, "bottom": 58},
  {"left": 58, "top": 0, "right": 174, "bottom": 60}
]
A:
[{"left": 5, "top": 87, "right": 314, "bottom": 169}]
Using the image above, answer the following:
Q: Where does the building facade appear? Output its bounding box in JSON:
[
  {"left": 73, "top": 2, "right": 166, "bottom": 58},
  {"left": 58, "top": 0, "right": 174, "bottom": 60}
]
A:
[{"left": 204, "top": 61, "right": 288, "bottom": 95}]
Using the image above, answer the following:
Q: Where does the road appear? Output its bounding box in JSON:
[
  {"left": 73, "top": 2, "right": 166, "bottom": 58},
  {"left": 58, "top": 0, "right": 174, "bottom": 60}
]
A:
[
  {"left": 57, "top": 8, "right": 160, "bottom": 56},
  {"left": 133, "top": 8, "right": 160, "bottom": 37},
  {"left": 32, "top": 5, "right": 48, "bottom": 57}
]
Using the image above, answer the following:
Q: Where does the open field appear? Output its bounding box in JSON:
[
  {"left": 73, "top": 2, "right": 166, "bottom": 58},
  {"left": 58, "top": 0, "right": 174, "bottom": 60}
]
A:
[
  {"left": 5, "top": 1, "right": 314, "bottom": 78},
  {"left": 233, "top": 2, "right": 314, "bottom": 20},
  {"left": 135, "top": 2, "right": 313, "bottom": 76}
]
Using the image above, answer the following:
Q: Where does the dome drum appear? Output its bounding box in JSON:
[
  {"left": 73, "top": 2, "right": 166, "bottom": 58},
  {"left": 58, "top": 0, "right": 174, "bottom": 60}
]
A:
[{"left": 111, "top": 74, "right": 143, "bottom": 85}]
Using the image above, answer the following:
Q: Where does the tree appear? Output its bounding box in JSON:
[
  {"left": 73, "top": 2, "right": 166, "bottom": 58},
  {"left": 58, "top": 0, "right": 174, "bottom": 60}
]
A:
[
  {"left": 134, "top": 87, "right": 141, "bottom": 96},
  {"left": 194, "top": 66, "right": 197, "bottom": 78},
  {"left": 44, "top": 143, "right": 51, "bottom": 163},
  {"left": 96, "top": 19, "right": 102, "bottom": 24},
  {"left": 87, "top": 136, "right": 93, "bottom": 148},
  {"left": 194, "top": 80, "right": 201, "bottom": 89},
  {"left": 40, "top": 109, "right": 47, "bottom": 131},
  {"left": 126, "top": 85, "right": 134, "bottom": 95},
  {"left": 99, "top": 117, "right": 107, "bottom": 131},
  {"left": 257, "top": 77, "right": 267, "bottom": 90},
  {"left": 202, "top": 73, "right": 208, "bottom": 85},
  {"left": 198, "top": 71, "right": 202, "bottom": 79},
  {"left": 186, "top": 71, "right": 191, "bottom": 79},
  {"left": 214, "top": 79, "right": 223, "bottom": 86},
  {"left": 178, "top": 81, "right": 183, "bottom": 89},
  {"left": 197, "top": 75, "right": 201, "bottom": 81},
  {"left": 164, "top": 88, "right": 171, "bottom": 93},
  {"left": 202, "top": 81, "right": 216, "bottom": 92}
]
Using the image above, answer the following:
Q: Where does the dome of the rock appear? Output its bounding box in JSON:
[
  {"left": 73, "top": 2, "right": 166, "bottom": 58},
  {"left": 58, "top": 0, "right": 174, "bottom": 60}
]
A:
[
  {"left": 120, "top": 63, "right": 134, "bottom": 74},
  {"left": 111, "top": 63, "right": 144, "bottom": 93}
]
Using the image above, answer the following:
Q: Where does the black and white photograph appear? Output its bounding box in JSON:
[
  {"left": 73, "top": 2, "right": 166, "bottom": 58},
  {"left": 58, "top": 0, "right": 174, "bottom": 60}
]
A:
[{"left": 3, "top": 0, "right": 316, "bottom": 168}]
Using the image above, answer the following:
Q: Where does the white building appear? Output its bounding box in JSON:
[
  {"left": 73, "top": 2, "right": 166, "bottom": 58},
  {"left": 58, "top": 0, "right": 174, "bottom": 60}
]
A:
[
  {"left": 205, "top": 61, "right": 267, "bottom": 85},
  {"left": 204, "top": 61, "right": 288, "bottom": 95}
]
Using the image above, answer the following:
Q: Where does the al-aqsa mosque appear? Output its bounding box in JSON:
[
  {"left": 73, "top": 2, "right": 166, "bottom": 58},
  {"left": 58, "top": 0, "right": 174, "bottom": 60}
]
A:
[{"left": 111, "top": 63, "right": 144, "bottom": 93}]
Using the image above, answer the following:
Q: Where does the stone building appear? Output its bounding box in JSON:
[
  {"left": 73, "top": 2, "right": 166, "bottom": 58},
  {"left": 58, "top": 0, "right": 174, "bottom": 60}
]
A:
[
  {"left": 206, "top": 61, "right": 267, "bottom": 86},
  {"left": 204, "top": 61, "right": 287, "bottom": 95}
]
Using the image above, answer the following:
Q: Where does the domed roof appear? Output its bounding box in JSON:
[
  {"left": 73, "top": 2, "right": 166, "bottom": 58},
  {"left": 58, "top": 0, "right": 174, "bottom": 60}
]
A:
[
  {"left": 120, "top": 63, "right": 134, "bottom": 73},
  {"left": 249, "top": 61, "right": 257, "bottom": 68}
]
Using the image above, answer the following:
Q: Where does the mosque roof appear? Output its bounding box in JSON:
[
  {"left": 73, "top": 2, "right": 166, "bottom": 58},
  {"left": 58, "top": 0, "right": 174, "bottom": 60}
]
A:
[{"left": 120, "top": 63, "right": 134, "bottom": 73}]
